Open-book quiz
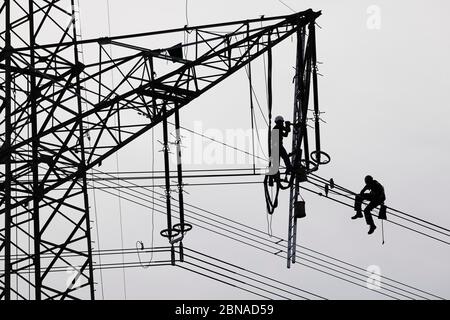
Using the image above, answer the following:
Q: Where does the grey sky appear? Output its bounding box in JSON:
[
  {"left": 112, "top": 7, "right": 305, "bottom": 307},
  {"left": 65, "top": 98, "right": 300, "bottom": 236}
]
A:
[{"left": 75, "top": 0, "right": 450, "bottom": 299}]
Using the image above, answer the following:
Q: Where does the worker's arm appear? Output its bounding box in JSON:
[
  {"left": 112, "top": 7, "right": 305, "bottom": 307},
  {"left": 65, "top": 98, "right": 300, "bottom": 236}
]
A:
[
  {"left": 282, "top": 122, "right": 291, "bottom": 137},
  {"left": 360, "top": 185, "right": 369, "bottom": 195}
]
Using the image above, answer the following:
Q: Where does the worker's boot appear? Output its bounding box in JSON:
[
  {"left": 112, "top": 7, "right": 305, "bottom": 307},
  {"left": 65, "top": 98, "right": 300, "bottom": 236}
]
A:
[
  {"left": 351, "top": 211, "right": 363, "bottom": 219},
  {"left": 368, "top": 224, "right": 377, "bottom": 235}
]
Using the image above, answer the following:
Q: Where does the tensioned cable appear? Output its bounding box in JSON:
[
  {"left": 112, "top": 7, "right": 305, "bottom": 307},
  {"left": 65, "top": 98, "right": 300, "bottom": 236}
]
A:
[
  {"left": 86, "top": 181, "right": 261, "bottom": 189},
  {"left": 92, "top": 122, "right": 450, "bottom": 247},
  {"left": 86, "top": 165, "right": 441, "bottom": 300},
  {"left": 184, "top": 247, "right": 324, "bottom": 299},
  {"left": 183, "top": 261, "right": 289, "bottom": 300},
  {"left": 93, "top": 185, "right": 330, "bottom": 299},
  {"left": 160, "top": 124, "right": 450, "bottom": 243},
  {"left": 2, "top": 245, "right": 299, "bottom": 301},
  {"left": 301, "top": 182, "right": 450, "bottom": 247},
  {"left": 180, "top": 199, "right": 441, "bottom": 300},
  {"left": 95, "top": 184, "right": 404, "bottom": 300},
  {"left": 67, "top": 245, "right": 319, "bottom": 300},
  {"left": 167, "top": 121, "right": 268, "bottom": 163},
  {"left": 0, "top": 246, "right": 172, "bottom": 261},
  {"left": 177, "top": 264, "right": 271, "bottom": 300},
  {"left": 110, "top": 184, "right": 430, "bottom": 299},
  {"left": 88, "top": 167, "right": 440, "bottom": 300},
  {"left": 161, "top": 121, "right": 450, "bottom": 239},
  {"left": 278, "top": 0, "right": 296, "bottom": 13},
  {"left": 308, "top": 173, "right": 450, "bottom": 235},
  {"left": 304, "top": 176, "right": 450, "bottom": 242},
  {"left": 80, "top": 117, "right": 445, "bottom": 299},
  {"left": 91, "top": 173, "right": 438, "bottom": 299},
  {"left": 178, "top": 246, "right": 321, "bottom": 300}
]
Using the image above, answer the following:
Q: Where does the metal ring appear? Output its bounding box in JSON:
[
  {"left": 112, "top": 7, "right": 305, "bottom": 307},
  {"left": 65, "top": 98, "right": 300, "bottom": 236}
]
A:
[
  {"left": 160, "top": 228, "right": 181, "bottom": 238},
  {"left": 310, "top": 150, "right": 331, "bottom": 165},
  {"left": 173, "top": 223, "right": 193, "bottom": 233}
]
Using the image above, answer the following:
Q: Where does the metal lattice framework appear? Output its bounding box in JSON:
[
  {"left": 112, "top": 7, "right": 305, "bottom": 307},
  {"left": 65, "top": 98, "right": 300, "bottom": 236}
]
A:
[{"left": 0, "top": 0, "right": 321, "bottom": 300}]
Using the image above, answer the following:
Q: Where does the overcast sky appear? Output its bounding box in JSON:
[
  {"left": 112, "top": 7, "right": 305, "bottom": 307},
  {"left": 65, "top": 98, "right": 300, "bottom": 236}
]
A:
[{"left": 73, "top": 0, "right": 450, "bottom": 299}]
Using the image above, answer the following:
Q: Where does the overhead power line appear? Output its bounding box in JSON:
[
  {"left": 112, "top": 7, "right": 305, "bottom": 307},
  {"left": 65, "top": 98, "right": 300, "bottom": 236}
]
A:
[
  {"left": 159, "top": 123, "right": 450, "bottom": 245},
  {"left": 89, "top": 169, "right": 443, "bottom": 300}
]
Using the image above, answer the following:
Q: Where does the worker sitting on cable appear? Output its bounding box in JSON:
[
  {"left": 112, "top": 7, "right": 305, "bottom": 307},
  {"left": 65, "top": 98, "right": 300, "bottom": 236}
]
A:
[
  {"left": 273, "top": 115, "right": 293, "bottom": 174},
  {"left": 352, "top": 175, "right": 386, "bottom": 235}
]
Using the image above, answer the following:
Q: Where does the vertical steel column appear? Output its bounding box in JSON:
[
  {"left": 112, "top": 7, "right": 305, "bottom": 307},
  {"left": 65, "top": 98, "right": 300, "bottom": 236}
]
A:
[
  {"left": 267, "top": 34, "right": 273, "bottom": 161},
  {"left": 70, "top": 0, "right": 95, "bottom": 300},
  {"left": 247, "top": 24, "right": 256, "bottom": 174},
  {"left": 310, "top": 23, "right": 321, "bottom": 159},
  {"left": 28, "top": 0, "right": 42, "bottom": 300},
  {"left": 162, "top": 106, "right": 175, "bottom": 265},
  {"left": 3, "top": 0, "right": 12, "bottom": 301},
  {"left": 174, "top": 109, "right": 185, "bottom": 261},
  {"left": 287, "top": 26, "right": 305, "bottom": 268}
]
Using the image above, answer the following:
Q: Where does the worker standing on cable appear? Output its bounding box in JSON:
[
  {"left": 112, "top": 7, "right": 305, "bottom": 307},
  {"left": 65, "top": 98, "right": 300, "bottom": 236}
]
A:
[
  {"left": 273, "top": 115, "right": 293, "bottom": 174},
  {"left": 352, "top": 175, "right": 386, "bottom": 235}
]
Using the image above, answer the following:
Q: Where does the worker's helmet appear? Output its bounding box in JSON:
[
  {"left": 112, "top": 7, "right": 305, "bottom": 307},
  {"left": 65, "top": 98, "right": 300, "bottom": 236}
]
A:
[
  {"left": 275, "top": 115, "right": 284, "bottom": 123},
  {"left": 365, "top": 175, "right": 374, "bottom": 185}
]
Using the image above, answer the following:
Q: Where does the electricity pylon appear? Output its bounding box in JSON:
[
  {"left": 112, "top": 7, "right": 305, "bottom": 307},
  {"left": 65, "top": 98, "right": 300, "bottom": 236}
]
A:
[{"left": 0, "top": 0, "right": 321, "bottom": 299}]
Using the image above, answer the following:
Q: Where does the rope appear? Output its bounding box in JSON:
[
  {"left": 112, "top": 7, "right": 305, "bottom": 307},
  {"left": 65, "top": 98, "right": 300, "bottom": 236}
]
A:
[
  {"left": 134, "top": 128, "right": 157, "bottom": 268},
  {"left": 234, "top": 34, "right": 269, "bottom": 161},
  {"left": 185, "top": 0, "right": 189, "bottom": 26},
  {"left": 247, "top": 35, "right": 256, "bottom": 173},
  {"left": 105, "top": 0, "right": 127, "bottom": 300},
  {"left": 278, "top": 0, "right": 296, "bottom": 13},
  {"left": 183, "top": 0, "right": 190, "bottom": 58}
]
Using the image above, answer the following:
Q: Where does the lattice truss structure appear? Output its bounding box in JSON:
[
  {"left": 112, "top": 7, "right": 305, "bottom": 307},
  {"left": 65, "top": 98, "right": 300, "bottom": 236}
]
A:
[{"left": 0, "top": 0, "right": 321, "bottom": 300}]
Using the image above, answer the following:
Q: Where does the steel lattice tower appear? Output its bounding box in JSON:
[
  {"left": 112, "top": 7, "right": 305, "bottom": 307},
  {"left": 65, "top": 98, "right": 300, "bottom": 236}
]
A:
[{"left": 0, "top": 0, "right": 322, "bottom": 300}]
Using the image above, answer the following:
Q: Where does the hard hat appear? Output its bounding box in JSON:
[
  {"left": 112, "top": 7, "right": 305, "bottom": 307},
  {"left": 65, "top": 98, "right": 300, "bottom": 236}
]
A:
[{"left": 274, "top": 115, "right": 284, "bottom": 123}]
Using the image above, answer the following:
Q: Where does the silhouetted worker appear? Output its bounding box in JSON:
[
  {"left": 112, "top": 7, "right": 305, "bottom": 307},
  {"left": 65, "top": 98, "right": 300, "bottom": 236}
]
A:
[
  {"left": 273, "top": 115, "right": 292, "bottom": 174},
  {"left": 352, "top": 175, "right": 386, "bottom": 235}
]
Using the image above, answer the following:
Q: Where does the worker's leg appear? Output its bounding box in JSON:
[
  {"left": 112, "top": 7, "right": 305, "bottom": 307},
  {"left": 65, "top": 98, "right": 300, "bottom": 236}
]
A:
[
  {"left": 279, "top": 145, "right": 292, "bottom": 172},
  {"left": 363, "top": 202, "right": 377, "bottom": 226},
  {"left": 364, "top": 200, "right": 382, "bottom": 234},
  {"left": 354, "top": 195, "right": 363, "bottom": 212},
  {"left": 352, "top": 194, "right": 370, "bottom": 219}
]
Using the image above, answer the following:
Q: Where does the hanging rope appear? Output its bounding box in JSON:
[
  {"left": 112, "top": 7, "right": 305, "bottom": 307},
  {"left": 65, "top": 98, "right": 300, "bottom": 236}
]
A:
[
  {"left": 247, "top": 27, "right": 256, "bottom": 174},
  {"left": 74, "top": 0, "right": 106, "bottom": 299},
  {"left": 262, "top": 30, "right": 298, "bottom": 214},
  {"left": 264, "top": 36, "right": 279, "bottom": 215},
  {"left": 105, "top": 0, "right": 127, "bottom": 300},
  {"left": 183, "top": 0, "right": 191, "bottom": 58},
  {"left": 278, "top": 0, "right": 296, "bottom": 13},
  {"left": 136, "top": 127, "right": 157, "bottom": 268},
  {"left": 233, "top": 34, "right": 268, "bottom": 161}
]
